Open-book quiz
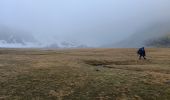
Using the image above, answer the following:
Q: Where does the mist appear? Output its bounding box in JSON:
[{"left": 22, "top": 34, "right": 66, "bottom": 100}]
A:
[{"left": 1, "top": 0, "right": 170, "bottom": 48}]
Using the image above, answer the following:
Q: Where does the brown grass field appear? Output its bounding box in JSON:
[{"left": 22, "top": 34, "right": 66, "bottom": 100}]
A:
[{"left": 0, "top": 48, "right": 170, "bottom": 100}]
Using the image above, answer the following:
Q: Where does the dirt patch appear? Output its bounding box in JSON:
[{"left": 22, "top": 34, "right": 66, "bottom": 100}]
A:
[
  {"left": 84, "top": 60, "right": 114, "bottom": 66},
  {"left": 84, "top": 59, "right": 152, "bottom": 66}
]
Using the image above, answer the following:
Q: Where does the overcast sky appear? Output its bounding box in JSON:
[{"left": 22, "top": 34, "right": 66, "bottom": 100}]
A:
[{"left": 0, "top": 0, "right": 170, "bottom": 46}]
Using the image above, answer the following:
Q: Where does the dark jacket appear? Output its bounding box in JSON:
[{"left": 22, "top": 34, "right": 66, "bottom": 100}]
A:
[{"left": 137, "top": 48, "right": 146, "bottom": 56}]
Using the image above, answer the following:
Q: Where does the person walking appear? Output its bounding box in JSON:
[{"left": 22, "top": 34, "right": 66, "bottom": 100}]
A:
[{"left": 137, "top": 47, "right": 146, "bottom": 60}]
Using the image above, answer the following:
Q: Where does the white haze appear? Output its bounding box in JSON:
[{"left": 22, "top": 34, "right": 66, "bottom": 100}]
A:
[{"left": 0, "top": 0, "right": 170, "bottom": 48}]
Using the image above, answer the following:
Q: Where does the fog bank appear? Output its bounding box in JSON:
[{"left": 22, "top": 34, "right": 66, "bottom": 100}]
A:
[{"left": 0, "top": 0, "right": 170, "bottom": 48}]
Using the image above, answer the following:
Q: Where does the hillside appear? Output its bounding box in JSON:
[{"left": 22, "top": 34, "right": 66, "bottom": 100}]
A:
[
  {"left": 0, "top": 26, "right": 39, "bottom": 48},
  {"left": 146, "top": 35, "right": 170, "bottom": 47},
  {"left": 0, "top": 26, "right": 36, "bottom": 44},
  {"left": 0, "top": 26, "right": 87, "bottom": 48},
  {"left": 105, "top": 22, "right": 170, "bottom": 48}
]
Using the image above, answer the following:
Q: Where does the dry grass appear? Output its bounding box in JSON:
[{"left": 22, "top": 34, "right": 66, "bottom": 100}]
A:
[{"left": 0, "top": 48, "right": 170, "bottom": 100}]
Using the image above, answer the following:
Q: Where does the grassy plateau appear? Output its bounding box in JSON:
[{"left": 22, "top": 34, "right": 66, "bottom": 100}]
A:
[{"left": 0, "top": 48, "right": 170, "bottom": 100}]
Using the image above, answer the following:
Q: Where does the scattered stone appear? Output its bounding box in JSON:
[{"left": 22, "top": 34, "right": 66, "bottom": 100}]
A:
[
  {"left": 49, "top": 90, "right": 58, "bottom": 96},
  {"left": 0, "top": 96, "right": 8, "bottom": 100},
  {"left": 134, "top": 95, "right": 142, "bottom": 100},
  {"left": 165, "top": 80, "right": 170, "bottom": 84},
  {"left": 96, "top": 69, "right": 100, "bottom": 72}
]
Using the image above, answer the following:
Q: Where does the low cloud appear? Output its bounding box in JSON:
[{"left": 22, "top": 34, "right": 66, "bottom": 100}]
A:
[{"left": 0, "top": 0, "right": 170, "bottom": 48}]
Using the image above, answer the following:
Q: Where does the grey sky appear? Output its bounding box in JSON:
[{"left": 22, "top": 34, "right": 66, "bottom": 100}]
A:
[{"left": 1, "top": 0, "right": 170, "bottom": 46}]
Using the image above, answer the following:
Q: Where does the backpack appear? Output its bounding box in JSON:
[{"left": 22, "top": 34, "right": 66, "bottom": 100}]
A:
[{"left": 137, "top": 48, "right": 142, "bottom": 54}]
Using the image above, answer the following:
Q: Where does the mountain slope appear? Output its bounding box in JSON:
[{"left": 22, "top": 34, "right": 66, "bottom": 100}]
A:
[
  {"left": 46, "top": 41, "right": 88, "bottom": 49},
  {"left": 0, "top": 26, "right": 37, "bottom": 44},
  {"left": 145, "top": 34, "right": 170, "bottom": 47},
  {"left": 0, "top": 26, "right": 39, "bottom": 48},
  {"left": 0, "top": 26, "right": 87, "bottom": 48},
  {"left": 106, "top": 22, "right": 170, "bottom": 48}
]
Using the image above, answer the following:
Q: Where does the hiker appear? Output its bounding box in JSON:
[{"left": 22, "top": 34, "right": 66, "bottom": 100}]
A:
[{"left": 137, "top": 47, "right": 146, "bottom": 60}]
